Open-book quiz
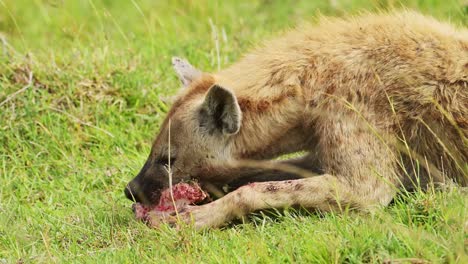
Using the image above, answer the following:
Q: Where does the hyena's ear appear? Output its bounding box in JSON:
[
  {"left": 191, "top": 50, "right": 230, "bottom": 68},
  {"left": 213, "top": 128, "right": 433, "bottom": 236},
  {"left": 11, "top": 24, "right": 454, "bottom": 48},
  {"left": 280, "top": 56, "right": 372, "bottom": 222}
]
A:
[
  {"left": 199, "top": 85, "right": 242, "bottom": 135},
  {"left": 172, "top": 57, "right": 202, "bottom": 87}
]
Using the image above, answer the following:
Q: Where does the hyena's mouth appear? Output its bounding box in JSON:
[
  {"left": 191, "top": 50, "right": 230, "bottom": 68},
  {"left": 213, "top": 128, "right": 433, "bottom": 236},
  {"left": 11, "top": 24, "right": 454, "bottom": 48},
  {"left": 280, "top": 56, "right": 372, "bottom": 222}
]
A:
[{"left": 132, "top": 182, "right": 209, "bottom": 221}]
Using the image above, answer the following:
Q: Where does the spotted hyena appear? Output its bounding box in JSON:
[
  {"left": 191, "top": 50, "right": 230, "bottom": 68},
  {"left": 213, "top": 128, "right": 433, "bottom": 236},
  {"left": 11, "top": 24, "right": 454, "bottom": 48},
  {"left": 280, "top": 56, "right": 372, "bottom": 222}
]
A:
[{"left": 124, "top": 11, "right": 467, "bottom": 229}]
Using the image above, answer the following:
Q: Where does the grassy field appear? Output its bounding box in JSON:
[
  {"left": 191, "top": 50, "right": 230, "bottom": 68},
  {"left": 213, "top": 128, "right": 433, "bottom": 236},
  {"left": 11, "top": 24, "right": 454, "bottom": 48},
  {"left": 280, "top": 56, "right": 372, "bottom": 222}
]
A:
[{"left": 0, "top": 0, "right": 467, "bottom": 263}]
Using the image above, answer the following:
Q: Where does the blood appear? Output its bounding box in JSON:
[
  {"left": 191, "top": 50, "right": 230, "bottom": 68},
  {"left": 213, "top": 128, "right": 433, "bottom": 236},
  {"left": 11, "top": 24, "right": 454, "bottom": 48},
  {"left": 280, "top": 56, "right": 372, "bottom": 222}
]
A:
[{"left": 133, "top": 182, "right": 208, "bottom": 221}]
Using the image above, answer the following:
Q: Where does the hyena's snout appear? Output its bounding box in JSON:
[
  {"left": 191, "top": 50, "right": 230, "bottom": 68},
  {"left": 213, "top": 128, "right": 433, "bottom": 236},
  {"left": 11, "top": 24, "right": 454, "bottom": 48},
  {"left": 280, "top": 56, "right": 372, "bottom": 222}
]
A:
[
  {"left": 124, "top": 181, "right": 141, "bottom": 202},
  {"left": 124, "top": 176, "right": 163, "bottom": 205}
]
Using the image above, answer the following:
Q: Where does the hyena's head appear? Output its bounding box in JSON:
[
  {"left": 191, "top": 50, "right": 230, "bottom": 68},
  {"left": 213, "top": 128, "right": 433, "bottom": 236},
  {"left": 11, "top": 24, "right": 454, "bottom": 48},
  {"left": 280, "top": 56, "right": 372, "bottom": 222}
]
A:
[{"left": 124, "top": 57, "right": 242, "bottom": 205}]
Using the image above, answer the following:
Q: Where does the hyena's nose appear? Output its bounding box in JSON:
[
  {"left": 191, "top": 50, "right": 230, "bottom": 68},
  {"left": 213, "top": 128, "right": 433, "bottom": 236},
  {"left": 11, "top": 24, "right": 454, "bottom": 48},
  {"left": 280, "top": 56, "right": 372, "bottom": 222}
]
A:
[{"left": 124, "top": 184, "right": 141, "bottom": 203}]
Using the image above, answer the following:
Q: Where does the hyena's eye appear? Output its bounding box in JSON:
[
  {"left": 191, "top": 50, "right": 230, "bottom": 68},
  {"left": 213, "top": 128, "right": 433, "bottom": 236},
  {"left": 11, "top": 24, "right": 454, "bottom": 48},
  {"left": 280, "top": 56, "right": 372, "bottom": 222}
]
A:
[{"left": 157, "top": 156, "right": 176, "bottom": 167}]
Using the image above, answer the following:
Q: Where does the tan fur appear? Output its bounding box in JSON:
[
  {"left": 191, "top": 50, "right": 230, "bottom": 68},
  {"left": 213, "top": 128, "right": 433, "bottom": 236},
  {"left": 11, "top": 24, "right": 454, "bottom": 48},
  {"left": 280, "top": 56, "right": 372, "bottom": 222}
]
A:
[{"left": 126, "top": 11, "right": 467, "bottom": 229}]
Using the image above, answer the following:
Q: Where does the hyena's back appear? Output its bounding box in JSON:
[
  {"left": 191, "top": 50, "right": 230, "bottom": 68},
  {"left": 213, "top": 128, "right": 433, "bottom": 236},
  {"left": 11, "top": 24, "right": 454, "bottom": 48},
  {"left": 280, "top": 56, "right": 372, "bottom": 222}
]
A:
[{"left": 219, "top": 11, "right": 468, "bottom": 186}]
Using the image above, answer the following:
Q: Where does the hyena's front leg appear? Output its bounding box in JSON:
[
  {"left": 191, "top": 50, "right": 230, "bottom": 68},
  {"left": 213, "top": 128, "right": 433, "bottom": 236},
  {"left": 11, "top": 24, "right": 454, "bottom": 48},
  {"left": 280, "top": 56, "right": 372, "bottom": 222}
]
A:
[
  {"left": 153, "top": 117, "right": 399, "bottom": 229},
  {"left": 224, "top": 154, "right": 324, "bottom": 191},
  {"left": 150, "top": 174, "right": 393, "bottom": 229}
]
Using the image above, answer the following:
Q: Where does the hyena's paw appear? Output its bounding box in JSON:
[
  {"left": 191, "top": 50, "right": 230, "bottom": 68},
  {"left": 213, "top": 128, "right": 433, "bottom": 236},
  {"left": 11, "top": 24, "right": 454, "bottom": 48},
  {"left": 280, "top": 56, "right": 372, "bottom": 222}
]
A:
[{"left": 147, "top": 203, "right": 225, "bottom": 230}]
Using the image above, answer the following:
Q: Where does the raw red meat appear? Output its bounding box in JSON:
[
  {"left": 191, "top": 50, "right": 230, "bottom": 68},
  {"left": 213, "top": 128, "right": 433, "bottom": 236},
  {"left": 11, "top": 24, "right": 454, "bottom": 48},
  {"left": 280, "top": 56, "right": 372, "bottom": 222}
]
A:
[{"left": 133, "top": 182, "right": 208, "bottom": 221}]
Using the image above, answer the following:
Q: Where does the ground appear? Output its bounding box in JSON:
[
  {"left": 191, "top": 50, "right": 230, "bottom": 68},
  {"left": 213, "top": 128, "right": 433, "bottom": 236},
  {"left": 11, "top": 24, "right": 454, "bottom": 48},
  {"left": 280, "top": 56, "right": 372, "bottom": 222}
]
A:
[{"left": 0, "top": 0, "right": 467, "bottom": 263}]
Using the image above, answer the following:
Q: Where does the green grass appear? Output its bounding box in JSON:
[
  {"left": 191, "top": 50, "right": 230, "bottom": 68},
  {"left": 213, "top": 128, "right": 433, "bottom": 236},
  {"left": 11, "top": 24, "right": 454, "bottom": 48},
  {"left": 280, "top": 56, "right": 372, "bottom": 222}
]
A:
[{"left": 0, "top": 0, "right": 467, "bottom": 262}]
